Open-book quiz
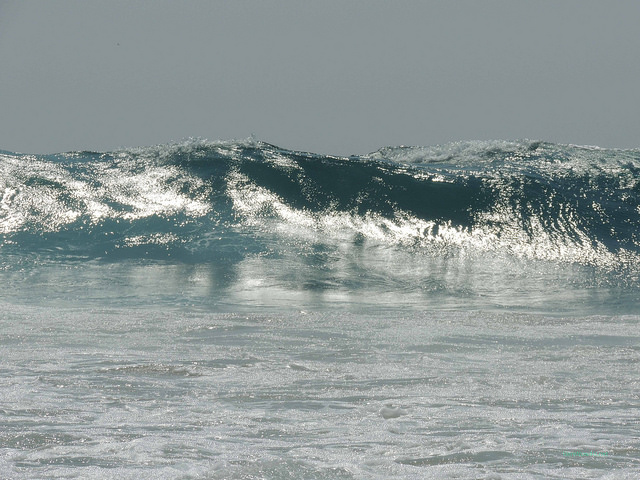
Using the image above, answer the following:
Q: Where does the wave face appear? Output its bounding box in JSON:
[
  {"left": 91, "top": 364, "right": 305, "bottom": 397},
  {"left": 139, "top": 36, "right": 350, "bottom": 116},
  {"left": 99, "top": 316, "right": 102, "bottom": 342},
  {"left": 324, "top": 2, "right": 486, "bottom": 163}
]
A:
[{"left": 1, "top": 139, "right": 639, "bottom": 310}]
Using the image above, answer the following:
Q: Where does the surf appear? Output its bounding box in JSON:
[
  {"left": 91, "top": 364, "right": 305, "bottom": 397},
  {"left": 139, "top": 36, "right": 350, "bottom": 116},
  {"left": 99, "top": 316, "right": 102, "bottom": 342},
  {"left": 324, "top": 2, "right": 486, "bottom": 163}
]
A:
[{"left": 1, "top": 138, "right": 638, "bottom": 270}]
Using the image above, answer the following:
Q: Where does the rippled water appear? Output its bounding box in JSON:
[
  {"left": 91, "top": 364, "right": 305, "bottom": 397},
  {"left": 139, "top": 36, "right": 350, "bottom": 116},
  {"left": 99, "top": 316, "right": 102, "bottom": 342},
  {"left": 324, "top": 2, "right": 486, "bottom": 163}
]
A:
[{"left": 2, "top": 306, "right": 639, "bottom": 479}]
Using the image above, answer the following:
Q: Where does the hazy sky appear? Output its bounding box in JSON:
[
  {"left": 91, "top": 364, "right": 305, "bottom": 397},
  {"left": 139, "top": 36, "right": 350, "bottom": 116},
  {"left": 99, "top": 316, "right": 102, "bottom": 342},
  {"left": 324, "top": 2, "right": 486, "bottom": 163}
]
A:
[{"left": 1, "top": 0, "right": 639, "bottom": 155}]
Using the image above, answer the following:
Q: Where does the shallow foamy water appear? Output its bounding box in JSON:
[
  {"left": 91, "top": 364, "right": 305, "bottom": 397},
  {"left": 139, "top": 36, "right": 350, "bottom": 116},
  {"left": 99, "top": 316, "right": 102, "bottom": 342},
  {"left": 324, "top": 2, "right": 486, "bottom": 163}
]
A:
[{"left": 2, "top": 305, "right": 638, "bottom": 479}]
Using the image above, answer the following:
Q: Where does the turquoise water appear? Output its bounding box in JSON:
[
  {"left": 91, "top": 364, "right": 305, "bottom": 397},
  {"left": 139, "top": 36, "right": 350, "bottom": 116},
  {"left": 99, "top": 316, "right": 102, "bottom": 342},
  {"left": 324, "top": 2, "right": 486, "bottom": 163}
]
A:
[{"left": 1, "top": 140, "right": 639, "bottom": 478}]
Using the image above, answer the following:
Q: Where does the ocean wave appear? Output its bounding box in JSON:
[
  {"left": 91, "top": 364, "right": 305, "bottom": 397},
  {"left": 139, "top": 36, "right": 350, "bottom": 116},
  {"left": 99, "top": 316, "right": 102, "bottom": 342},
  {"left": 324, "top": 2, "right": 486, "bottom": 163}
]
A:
[{"left": 1, "top": 139, "right": 638, "bottom": 274}]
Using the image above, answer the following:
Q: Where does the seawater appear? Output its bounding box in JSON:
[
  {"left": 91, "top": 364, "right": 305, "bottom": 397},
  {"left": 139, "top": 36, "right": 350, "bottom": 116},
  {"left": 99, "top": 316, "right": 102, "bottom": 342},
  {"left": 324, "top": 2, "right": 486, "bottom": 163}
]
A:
[{"left": 1, "top": 139, "right": 639, "bottom": 478}]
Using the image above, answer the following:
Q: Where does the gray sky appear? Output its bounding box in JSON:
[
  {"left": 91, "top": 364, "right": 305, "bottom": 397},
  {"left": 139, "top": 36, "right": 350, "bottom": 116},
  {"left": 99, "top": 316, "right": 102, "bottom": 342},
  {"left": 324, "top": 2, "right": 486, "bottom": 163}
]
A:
[{"left": 1, "top": 0, "right": 639, "bottom": 155}]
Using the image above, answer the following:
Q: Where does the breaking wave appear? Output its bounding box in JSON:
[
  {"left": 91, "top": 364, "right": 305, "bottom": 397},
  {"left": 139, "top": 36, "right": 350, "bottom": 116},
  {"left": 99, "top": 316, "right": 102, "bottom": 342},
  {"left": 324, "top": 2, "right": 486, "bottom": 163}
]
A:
[{"left": 1, "top": 138, "right": 639, "bottom": 298}]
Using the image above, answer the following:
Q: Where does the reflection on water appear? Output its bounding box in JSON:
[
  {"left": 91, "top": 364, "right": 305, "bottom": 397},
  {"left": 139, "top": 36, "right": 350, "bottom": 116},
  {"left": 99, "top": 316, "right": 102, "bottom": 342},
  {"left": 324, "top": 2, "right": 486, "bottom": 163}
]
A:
[{"left": 1, "top": 242, "right": 637, "bottom": 315}]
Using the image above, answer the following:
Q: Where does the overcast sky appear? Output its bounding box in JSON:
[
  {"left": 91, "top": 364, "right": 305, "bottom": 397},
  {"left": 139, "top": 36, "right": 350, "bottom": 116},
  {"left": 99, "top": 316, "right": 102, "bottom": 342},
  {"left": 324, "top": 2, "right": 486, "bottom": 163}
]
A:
[{"left": 1, "top": 0, "right": 639, "bottom": 155}]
